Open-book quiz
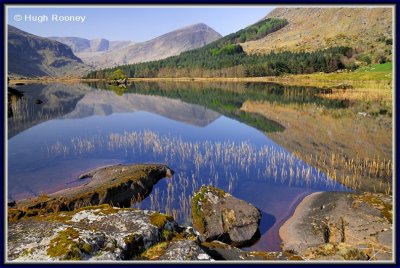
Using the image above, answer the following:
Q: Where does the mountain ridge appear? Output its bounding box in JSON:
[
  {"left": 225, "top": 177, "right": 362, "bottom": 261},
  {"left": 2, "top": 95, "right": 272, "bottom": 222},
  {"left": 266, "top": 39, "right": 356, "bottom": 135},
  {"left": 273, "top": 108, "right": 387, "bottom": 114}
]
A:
[
  {"left": 49, "top": 36, "right": 134, "bottom": 53},
  {"left": 75, "top": 23, "right": 222, "bottom": 69},
  {"left": 8, "top": 25, "right": 89, "bottom": 77}
]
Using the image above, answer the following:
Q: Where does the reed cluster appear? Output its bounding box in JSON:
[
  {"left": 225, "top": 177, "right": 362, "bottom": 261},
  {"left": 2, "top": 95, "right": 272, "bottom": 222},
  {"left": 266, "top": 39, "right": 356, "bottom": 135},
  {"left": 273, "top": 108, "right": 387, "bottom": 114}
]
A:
[{"left": 45, "top": 130, "right": 348, "bottom": 224}]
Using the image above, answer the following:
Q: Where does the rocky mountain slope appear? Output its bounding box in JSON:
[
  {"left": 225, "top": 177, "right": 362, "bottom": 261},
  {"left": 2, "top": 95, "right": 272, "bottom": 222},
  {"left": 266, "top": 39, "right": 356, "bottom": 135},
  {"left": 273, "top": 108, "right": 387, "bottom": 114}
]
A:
[
  {"left": 242, "top": 7, "right": 392, "bottom": 61},
  {"left": 49, "top": 37, "right": 133, "bottom": 53},
  {"left": 8, "top": 25, "right": 89, "bottom": 77},
  {"left": 76, "top": 23, "right": 221, "bottom": 69}
]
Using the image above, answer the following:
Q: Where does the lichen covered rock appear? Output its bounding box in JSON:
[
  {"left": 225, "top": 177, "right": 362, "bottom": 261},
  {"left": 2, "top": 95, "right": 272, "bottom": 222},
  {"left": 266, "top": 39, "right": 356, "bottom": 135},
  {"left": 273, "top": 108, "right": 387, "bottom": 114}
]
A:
[
  {"left": 191, "top": 185, "right": 261, "bottom": 247},
  {"left": 159, "top": 240, "right": 212, "bottom": 261},
  {"left": 8, "top": 205, "right": 176, "bottom": 261}
]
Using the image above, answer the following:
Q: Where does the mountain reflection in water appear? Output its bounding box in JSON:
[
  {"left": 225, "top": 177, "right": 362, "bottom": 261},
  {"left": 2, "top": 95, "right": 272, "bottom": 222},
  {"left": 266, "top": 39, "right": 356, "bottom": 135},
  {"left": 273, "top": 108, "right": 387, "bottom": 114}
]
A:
[{"left": 7, "top": 82, "right": 349, "bottom": 251}]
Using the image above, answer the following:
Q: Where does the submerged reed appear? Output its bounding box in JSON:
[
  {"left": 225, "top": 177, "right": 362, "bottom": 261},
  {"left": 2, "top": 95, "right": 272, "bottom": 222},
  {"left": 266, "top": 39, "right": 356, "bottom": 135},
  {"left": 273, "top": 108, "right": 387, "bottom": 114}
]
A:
[{"left": 44, "top": 130, "right": 388, "bottom": 223}]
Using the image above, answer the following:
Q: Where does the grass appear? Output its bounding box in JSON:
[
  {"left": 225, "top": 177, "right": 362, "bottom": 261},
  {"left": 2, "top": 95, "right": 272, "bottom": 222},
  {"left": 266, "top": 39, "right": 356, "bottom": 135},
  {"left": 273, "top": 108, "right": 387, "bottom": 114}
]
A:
[
  {"left": 355, "top": 62, "right": 392, "bottom": 73},
  {"left": 283, "top": 63, "right": 392, "bottom": 85}
]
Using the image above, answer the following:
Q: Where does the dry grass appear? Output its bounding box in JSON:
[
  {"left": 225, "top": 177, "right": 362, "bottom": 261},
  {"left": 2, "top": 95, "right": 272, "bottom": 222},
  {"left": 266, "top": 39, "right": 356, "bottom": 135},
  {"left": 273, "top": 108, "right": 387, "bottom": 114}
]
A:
[
  {"left": 241, "top": 100, "right": 392, "bottom": 193},
  {"left": 242, "top": 8, "right": 392, "bottom": 58}
]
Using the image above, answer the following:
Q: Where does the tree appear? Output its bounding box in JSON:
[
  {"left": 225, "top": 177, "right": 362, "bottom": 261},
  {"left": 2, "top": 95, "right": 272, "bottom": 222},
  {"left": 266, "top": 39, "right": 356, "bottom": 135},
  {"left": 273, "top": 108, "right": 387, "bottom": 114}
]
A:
[{"left": 109, "top": 69, "right": 126, "bottom": 80}]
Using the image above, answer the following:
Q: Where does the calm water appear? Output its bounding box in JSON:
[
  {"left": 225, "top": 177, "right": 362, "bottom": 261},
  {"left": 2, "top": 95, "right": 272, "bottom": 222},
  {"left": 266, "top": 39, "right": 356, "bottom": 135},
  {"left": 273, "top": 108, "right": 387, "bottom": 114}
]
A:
[{"left": 8, "top": 82, "right": 349, "bottom": 251}]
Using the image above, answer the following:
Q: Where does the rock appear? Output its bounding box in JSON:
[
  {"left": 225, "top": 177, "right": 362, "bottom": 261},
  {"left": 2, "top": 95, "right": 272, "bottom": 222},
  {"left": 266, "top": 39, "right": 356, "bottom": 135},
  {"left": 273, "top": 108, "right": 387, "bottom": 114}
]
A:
[
  {"left": 200, "top": 240, "right": 303, "bottom": 261},
  {"left": 8, "top": 205, "right": 176, "bottom": 261},
  {"left": 280, "top": 192, "right": 393, "bottom": 260},
  {"left": 304, "top": 243, "right": 369, "bottom": 260},
  {"left": 109, "top": 78, "right": 127, "bottom": 86},
  {"left": 191, "top": 185, "right": 261, "bottom": 247},
  {"left": 14, "top": 164, "right": 174, "bottom": 217},
  {"left": 159, "top": 240, "right": 212, "bottom": 261},
  {"left": 8, "top": 199, "right": 16, "bottom": 208}
]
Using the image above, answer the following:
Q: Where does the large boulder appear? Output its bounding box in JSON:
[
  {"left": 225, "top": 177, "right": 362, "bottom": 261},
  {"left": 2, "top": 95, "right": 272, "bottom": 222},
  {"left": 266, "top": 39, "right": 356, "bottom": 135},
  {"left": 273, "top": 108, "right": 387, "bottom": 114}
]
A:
[
  {"left": 12, "top": 164, "right": 174, "bottom": 218},
  {"left": 8, "top": 205, "right": 176, "bottom": 261},
  {"left": 191, "top": 186, "right": 261, "bottom": 247}
]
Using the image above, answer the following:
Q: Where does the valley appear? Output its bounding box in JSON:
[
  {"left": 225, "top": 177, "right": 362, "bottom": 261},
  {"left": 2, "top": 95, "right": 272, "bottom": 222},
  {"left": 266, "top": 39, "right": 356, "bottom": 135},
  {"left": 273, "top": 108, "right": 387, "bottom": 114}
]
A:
[{"left": 6, "top": 6, "right": 394, "bottom": 263}]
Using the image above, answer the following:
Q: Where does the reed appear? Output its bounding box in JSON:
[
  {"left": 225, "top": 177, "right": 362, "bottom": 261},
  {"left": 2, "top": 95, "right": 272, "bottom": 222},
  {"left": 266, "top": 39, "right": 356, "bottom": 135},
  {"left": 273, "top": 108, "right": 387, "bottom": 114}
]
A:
[{"left": 45, "top": 130, "right": 357, "bottom": 224}]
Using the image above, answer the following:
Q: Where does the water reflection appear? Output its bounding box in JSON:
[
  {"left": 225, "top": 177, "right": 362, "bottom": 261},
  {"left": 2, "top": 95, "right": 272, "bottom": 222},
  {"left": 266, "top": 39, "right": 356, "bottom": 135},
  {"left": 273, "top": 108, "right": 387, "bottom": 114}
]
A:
[
  {"left": 8, "top": 82, "right": 350, "bottom": 251},
  {"left": 7, "top": 83, "right": 90, "bottom": 138}
]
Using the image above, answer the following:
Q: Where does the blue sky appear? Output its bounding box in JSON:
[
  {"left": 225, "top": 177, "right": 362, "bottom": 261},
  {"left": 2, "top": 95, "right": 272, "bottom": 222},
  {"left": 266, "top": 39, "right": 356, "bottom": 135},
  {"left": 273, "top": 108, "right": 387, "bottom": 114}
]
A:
[{"left": 7, "top": 7, "right": 274, "bottom": 42}]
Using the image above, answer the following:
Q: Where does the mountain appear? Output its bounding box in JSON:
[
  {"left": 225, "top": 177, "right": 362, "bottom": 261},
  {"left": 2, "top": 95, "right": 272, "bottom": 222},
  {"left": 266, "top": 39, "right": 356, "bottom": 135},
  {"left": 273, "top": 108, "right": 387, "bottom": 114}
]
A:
[
  {"left": 49, "top": 37, "right": 134, "bottom": 53},
  {"left": 242, "top": 8, "right": 393, "bottom": 59},
  {"left": 7, "top": 25, "right": 89, "bottom": 77},
  {"left": 76, "top": 23, "right": 222, "bottom": 69},
  {"left": 87, "top": 16, "right": 356, "bottom": 79}
]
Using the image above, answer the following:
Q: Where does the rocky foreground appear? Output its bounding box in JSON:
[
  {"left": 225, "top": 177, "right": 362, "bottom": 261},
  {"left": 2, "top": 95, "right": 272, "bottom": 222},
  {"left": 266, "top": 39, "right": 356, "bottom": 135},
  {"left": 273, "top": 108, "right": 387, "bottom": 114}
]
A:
[
  {"left": 7, "top": 164, "right": 393, "bottom": 262},
  {"left": 7, "top": 164, "right": 300, "bottom": 261},
  {"left": 280, "top": 192, "right": 393, "bottom": 261},
  {"left": 8, "top": 204, "right": 303, "bottom": 261}
]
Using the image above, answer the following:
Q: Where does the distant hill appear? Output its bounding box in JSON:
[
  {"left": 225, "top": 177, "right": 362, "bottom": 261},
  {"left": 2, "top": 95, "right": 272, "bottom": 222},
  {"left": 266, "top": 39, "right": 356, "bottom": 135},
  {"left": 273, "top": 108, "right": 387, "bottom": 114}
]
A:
[
  {"left": 49, "top": 37, "right": 133, "bottom": 53},
  {"left": 75, "top": 23, "right": 222, "bottom": 69},
  {"left": 242, "top": 7, "right": 393, "bottom": 62},
  {"left": 86, "top": 17, "right": 356, "bottom": 79},
  {"left": 8, "top": 25, "right": 89, "bottom": 77}
]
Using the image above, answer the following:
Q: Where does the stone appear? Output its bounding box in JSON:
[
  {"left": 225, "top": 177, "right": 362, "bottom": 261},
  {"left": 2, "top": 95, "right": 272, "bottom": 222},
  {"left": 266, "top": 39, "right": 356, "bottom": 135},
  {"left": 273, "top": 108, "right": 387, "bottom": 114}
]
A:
[
  {"left": 200, "top": 240, "right": 303, "bottom": 261},
  {"left": 191, "top": 185, "right": 261, "bottom": 247},
  {"left": 8, "top": 199, "right": 16, "bottom": 208},
  {"left": 13, "top": 164, "right": 174, "bottom": 217},
  {"left": 159, "top": 240, "right": 212, "bottom": 261},
  {"left": 7, "top": 205, "right": 176, "bottom": 261}
]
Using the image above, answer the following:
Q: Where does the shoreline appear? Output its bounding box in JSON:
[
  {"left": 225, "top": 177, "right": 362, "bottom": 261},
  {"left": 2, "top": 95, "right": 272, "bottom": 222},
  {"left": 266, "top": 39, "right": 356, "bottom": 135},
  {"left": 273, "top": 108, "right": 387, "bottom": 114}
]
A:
[
  {"left": 279, "top": 191, "right": 322, "bottom": 246},
  {"left": 7, "top": 75, "right": 388, "bottom": 87}
]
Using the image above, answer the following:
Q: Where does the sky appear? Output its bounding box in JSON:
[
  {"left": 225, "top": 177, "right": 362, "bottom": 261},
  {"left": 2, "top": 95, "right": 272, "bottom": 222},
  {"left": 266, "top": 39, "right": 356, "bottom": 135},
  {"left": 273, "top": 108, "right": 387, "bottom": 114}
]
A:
[{"left": 7, "top": 6, "right": 274, "bottom": 42}]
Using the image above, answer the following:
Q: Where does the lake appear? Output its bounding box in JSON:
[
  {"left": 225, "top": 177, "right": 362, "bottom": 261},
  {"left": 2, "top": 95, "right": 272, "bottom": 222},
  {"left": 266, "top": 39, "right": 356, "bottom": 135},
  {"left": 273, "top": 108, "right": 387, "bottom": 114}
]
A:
[{"left": 7, "top": 81, "right": 349, "bottom": 251}]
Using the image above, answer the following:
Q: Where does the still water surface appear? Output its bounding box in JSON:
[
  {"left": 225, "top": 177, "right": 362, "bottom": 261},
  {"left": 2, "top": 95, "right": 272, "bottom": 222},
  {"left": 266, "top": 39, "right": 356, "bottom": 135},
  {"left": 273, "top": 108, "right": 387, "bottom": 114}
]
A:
[{"left": 8, "top": 82, "right": 349, "bottom": 251}]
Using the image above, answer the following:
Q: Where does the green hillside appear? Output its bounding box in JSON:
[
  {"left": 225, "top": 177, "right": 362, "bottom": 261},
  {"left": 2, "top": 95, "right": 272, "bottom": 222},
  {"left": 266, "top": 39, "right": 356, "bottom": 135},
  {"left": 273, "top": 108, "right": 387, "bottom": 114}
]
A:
[{"left": 86, "top": 18, "right": 358, "bottom": 79}]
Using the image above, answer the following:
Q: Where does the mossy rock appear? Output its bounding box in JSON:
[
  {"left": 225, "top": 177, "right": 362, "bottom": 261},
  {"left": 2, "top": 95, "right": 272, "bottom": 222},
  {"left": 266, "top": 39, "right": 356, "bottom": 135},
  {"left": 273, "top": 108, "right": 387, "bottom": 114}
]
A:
[
  {"left": 13, "top": 164, "right": 173, "bottom": 220},
  {"left": 150, "top": 212, "right": 174, "bottom": 229},
  {"left": 191, "top": 185, "right": 261, "bottom": 247},
  {"left": 47, "top": 227, "right": 82, "bottom": 260}
]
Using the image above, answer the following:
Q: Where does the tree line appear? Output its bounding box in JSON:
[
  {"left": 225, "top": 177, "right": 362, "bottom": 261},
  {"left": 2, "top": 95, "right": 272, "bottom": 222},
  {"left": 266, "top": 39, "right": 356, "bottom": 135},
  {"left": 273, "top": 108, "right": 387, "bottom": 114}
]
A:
[{"left": 86, "top": 46, "right": 354, "bottom": 79}]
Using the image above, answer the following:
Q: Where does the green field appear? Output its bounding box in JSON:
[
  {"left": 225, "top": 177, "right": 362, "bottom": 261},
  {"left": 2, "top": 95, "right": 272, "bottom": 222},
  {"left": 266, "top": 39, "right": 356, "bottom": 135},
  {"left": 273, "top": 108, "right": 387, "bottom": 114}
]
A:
[{"left": 355, "top": 62, "right": 393, "bottom": 73}]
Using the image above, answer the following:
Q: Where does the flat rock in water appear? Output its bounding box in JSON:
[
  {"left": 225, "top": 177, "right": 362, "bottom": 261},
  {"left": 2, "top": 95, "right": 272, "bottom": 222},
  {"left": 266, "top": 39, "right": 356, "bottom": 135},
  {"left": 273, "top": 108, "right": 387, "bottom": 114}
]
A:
[
  {"left": 191, "top": 185, "right": 261, "bottom": 247},
  {"left": 13, "top": 164, "right": 174, "bottom": 216}
]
